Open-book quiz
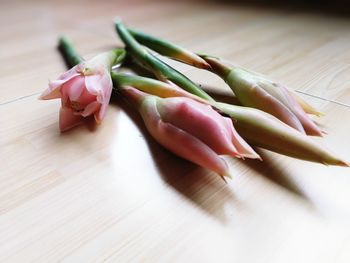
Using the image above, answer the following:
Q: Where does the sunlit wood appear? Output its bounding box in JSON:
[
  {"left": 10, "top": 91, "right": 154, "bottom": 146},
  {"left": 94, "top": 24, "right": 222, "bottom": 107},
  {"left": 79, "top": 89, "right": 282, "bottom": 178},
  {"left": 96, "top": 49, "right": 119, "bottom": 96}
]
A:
[{"left": 1, "top": 0, "right": 350, "bottom": 262}]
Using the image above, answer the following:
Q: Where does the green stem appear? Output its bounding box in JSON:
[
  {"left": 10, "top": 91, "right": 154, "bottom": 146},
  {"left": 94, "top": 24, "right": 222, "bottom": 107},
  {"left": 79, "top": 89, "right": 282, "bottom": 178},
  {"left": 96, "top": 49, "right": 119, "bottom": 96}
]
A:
[
  {"left": 58, "top": 35, "right": 127, "bottom": 70},
  {"left": 58, "top": 36, "right": 83, "bottom": 67},
  {"left": 128, "top": 28, "right": 186, "bottom": 60},
  {"left": 111, "top": 72, "right": 202, "bottom": 102},
  {"left": 119, "top": 29, "right": 231, "bottom": 80},
  {"left": 112, "top": 72, "right": 164, "bottom": 88},
  {"left": 128, "top": 27, "right": 210, "bottom": 69},
  {"left": 115, "top": 21, "right": 215, "bottom": 102}
]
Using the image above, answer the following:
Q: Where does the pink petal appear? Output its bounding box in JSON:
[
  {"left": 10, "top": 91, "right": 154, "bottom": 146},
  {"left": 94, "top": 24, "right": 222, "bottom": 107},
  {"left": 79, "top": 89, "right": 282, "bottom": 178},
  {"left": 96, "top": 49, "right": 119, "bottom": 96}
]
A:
[
  {"left": 291, "top": 107, "right": 323, "bottom": 136},
  {"left": 66, "top": 75, "right": 86, "bottom": 101},
  {"left": 99, "top": 73, "right": 113, "bottom": 105},
  {"left": 39, "top": 81, "right": 64, "bottom": 100},
  {"left": 60, "top": 76, "right": 85, "bottom": 106},
  {"left": 81, "top": 101, "right": 101, "bottom": 117},
  {"left": 224, "top": 117, "right": 261, "bottom": 159},
  {"left": 96, "top": 103, "right": 107, "bottom": 123},
  {"left": 158, "top": 97, "right": 250, "bottom": 158},
  {"left": 39, "top": 66, "right": 80, "bottom": 100},
  {"left": 141, "top": 99, "right": 230, "bottom": 176},
  {"left": 244, "top": 83, "right": 306, "bottom": 133},
  {"left": 86, "top": 72, "right": 112, "bottom": 103},
  {"left": 288, "top": 90, "right": 323, "bottom": 116},
  {"left": 85, "top": 71, "right": 113, "bottom": 123},
  {"left": 58, "top": 65, "right": 82, "bottom": 81},
  {"left": 59, "top": 107, "right": 83, "bottom": 132},
  {"left": 59, "top": 76, "right": 86, "bottom": 108},
  {"left": 76, "top": 87, "right": 97, "bottom": 105},
  {"left": 278, "top": 85, "right": 323, "bottom": 136},
  {"left": 156, "top": 121, "right": 230, "bottom": 176},
  {"left": 84, "top": 74, "right": 102, "bottom": 96}
]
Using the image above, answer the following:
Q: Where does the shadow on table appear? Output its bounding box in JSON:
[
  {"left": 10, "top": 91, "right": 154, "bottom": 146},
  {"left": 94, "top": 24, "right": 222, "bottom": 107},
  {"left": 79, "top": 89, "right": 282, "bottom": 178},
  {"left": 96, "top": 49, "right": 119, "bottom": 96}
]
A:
[
  {"left": 242, "top": 149, "right": 312, "bottom": 201},
  {"left": 111, "top": 63, "right": 316, "bottom": 204},
  {"left": 110, "top": 78, "right": 318, "bottom": 222},
  {"left": 110, "top": 93, "right": 240, "bottom": 223},
  {"left": 203, "top": 88, "right": 315, "bottom": 204}
]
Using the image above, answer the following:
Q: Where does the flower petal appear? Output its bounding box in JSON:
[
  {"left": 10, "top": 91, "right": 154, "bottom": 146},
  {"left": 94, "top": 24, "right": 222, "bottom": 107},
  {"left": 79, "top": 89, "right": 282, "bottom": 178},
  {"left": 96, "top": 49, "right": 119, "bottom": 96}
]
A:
[
  {"left": 84, "top": 74, "right": 102, "bottom": 96},
  {"left": 59, "top": 107, "right": 83, "bottom": 132},
  {"left": 276, "top": 85, "right": 323, "bottom": 136},
  {"left": 224, "top": 117, "right": 261, "bottom": 159},
  {"left": 157, "top": 121, "right": 230, "bottom": 176},
  {"left": 141, "top": 98, "right": 230, "bottom": 176},
  {"left": 39, "top": 66, "right": 80, "bottom": 100},
  {"left": 158, "top": 97, "right": 242, "bottom": 157},
  {"left": 58, "top": 65, "right": 82, "bottom": 80},
  {"left": 288, "top": 90, "right": 324, "bottom": 116},
  {"left": 227, "top": 70, "right": 306, "bottom": 133},
  {"left": 85, "top": 71, "right": 113, "bottom": 104},
  {"left": 82, "top": 101, "right": 101, "bottom": 117},
  {"left": 96, "top": 103, "right": 107, "bottom": 123},
  {"left": 65, "top": 75, "right": 86, "bottom": 101}
]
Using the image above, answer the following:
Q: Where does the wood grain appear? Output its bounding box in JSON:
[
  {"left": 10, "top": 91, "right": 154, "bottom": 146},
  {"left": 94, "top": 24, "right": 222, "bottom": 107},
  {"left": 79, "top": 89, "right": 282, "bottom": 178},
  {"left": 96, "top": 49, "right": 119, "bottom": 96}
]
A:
[{"left": 1, "top": 0, "right": 350, "bottom": 262}]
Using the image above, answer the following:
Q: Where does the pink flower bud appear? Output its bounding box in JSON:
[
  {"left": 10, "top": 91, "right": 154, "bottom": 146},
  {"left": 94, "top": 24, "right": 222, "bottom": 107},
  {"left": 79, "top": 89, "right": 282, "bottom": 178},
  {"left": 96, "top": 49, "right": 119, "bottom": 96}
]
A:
[
  {"left": 217, "top": 102, "right": 348, "bottom": 166},
  {"left": 40, "top": 53, "right": 115, "bottom": 132},
  {"left": 203, "top": 57, "right": 323, "bottom": 136},
  {"left": 122, "top": 87, "right": 260, "bottom": 177}
]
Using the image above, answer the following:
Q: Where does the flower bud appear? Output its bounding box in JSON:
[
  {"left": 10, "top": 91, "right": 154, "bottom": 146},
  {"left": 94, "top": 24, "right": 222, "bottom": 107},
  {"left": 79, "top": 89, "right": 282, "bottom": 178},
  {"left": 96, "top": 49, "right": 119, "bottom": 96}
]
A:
[
  {"left": 203, "top": 56, "right": 323, "bottom": 136},
  {"left": 40, "top": 50, "right": 119, "bottom": 131},
  {"left": 121, "top": 87, "right": 260, "bottom": 177}
]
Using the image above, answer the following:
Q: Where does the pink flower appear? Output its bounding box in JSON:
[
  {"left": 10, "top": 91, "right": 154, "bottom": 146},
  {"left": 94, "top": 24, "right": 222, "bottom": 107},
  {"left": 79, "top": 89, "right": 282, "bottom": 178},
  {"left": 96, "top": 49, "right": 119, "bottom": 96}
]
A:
[
  {"left": 122, "top": 87, "right": 260, "bottom": 177},
  {"left": 40, "top": 53, "right": 115, "bottom": 132}
]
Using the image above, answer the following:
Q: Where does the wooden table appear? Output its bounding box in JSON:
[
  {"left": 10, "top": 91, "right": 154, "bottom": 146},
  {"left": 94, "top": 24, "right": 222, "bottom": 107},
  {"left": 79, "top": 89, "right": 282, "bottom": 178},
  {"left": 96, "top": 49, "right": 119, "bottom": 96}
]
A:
[{"left": 1, "top": 0, "right": 350, "bottom": 262}]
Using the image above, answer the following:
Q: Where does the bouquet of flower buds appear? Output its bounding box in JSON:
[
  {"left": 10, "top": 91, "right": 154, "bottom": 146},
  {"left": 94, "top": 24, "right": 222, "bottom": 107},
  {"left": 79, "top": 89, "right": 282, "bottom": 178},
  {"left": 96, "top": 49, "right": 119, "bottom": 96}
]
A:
[{"left": 40, "top": 19, "right": 348, "bottom": 179}]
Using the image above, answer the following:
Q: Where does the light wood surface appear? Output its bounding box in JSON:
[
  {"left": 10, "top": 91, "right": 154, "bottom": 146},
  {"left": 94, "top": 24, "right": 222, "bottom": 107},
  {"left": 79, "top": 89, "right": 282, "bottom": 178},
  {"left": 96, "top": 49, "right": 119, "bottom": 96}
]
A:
[{"left": 1, "top": 0, "right": 350, "bottom": 262}]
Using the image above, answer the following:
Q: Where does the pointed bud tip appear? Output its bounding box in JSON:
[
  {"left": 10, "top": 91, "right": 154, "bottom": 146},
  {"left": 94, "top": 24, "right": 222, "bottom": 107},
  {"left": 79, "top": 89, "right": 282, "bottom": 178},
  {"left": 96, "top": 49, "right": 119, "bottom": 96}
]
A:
[
  {"left": 221, "top": 172, "right": 232, "bottom": 180},
  {"left": 243, "top": 152, "right": 262, "bottom": 161},
  {"left": 219, "top": 176, "right": 228, "bottom": 184},
  {"left": 94, "top": 115, "right": 102, "bottom": 125},
  {"left": 230, "top": 149, "right": 261, "bottom": 161},
  {"left": 334, "top": 160, "right": 350, "bottom": 167},
  {"left": 323, "top": 158, "right": 349, "bottom": 167},
  {"left": 305, "top": 125, "right": 324, "bottom": 137},
  {"left": 38, "top": 91, "right": 51, "bottom": 100},
  {"left": 194, "top": 60, "right": 212, "bottom": 70}
]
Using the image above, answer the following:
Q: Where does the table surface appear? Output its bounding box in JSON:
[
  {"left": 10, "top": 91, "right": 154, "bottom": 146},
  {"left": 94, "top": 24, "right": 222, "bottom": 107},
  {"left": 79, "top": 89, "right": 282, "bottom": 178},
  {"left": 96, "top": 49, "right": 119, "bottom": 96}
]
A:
[{"left": 1, "top": 0, "right": 350, "bottom": 262}]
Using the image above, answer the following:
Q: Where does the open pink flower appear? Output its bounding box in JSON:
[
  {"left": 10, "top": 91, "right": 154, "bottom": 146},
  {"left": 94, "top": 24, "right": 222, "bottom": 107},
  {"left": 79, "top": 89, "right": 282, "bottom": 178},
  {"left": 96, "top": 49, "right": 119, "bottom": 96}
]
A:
[
  {"left": 40, "top": 53, "right": 115, "bottom": 132},
  {"left": 122, "top": 87, "right": 260, "bottom": 177}
]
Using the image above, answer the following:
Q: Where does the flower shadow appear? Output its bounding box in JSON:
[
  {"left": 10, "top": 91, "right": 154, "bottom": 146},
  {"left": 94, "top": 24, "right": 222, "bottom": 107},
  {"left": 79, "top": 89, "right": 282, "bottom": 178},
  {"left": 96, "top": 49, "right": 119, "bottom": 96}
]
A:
[
  {"left": 110, "top": 94, "right": 240, "bottom": 223},
  {"left": 241, "top": 148, "right": 313, "bottom": 204},
  {"left": 197, "top": 88, "right": 315, "bottom": 204}
]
